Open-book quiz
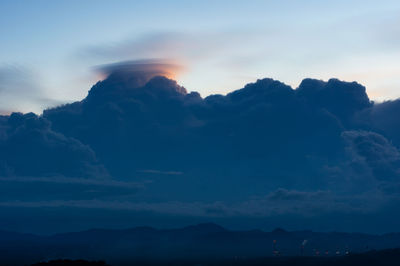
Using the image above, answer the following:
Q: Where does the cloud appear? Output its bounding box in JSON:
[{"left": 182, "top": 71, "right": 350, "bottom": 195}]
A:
[
  {"left": 239, "top": 189, "right": 386, "bottom": 217},
  {"left": 2, "top": 71, "right": 400, "bottom": 232},
  {"left": 296, "top": 78, "right": 372, "bottom": 125},
  {"left": 78, "top": 31, "right": 263, "bottom": 64},
  {"left": 41, "top": 74, "right": 399, "bottom": 193},
  {"left": 342, "top": 130, "right": 400, "bottom": 181},
  {"left": 0, "top": 112, "right": 108, "bottom": 179},
  {"left": 94, "top": 59, "right": 184, "bottom": 82},
  {"left": 0, "top": 176, "right": 144, "bottom": 201},
  {"left": 0, "top": 175, "right": 143, "bottom": 188},
  {"left": 369, "top": 99, "right": 400, "bottom": 146},
  {"left": 76, "top": 31, "right": 268, "bottom": 94},
  {"left": 0, "top": 188, "right": 389, "bottom": 218},
  {"left": 80, "top": 32, "right": 192, "bottom": 64},
  {"left": 137, "top": 169, "right": 183, "bottom": 175},
  {"left": 266, "top": 188, "right": 331, "bottom": 201}
]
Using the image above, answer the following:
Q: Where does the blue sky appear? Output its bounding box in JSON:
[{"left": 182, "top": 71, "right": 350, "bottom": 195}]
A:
[{"left": 1, "top": 0, "right": 400, "bottom": 113}]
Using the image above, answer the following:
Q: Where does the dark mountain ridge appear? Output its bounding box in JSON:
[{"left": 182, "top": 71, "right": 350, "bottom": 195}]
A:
[{"left": 1, "top": 223, "right": 400, "bottom": 264}]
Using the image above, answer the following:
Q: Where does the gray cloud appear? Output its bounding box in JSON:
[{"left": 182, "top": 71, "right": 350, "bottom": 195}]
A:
[
  {"left": 0, "top": 176, "right": 144, "bottom": 188},
  {"left": 137, "top": 169, "right": 183, "bottom": 175},
  {"left": 2, "top": 71, "right": 400, "bottom": 233},
  {"left": 78, "top": 31, "right": 262, "bottom": 62},
  {"left": 266, "top": 188, "right": 331, "bottom": 201},
  {"left": 80, "top": 32, "right": 187, "bottom": 60},
  {"left": 0, "top": 188, "right": 390, "bottom": 218},
  {"left": 0, "top": 175, "right": 145, "bottom": 201},
  {"left": 0, "top": 112, "right": 109, "bottom": 179},
  {"left": 94, "top": 59, "right": 184, "bottom": 85},
  {"left": 342, "top": 130, "right": 400, "bottom": 181}
]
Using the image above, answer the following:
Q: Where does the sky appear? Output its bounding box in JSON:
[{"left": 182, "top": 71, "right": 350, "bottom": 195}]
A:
[
  {"left": 2, "top": 1, "right": 400, "bottom": 234},
  {"left": 1, "top": 0, "right": 400, "bottom": 114}
]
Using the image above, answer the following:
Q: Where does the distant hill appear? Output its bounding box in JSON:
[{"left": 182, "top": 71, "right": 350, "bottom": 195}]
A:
[
  {"left": 31, "top": 260, "right": 109, "bottom": 266},
  {"left": 1, "top": 223, "right": 400, "bottom": 265}
]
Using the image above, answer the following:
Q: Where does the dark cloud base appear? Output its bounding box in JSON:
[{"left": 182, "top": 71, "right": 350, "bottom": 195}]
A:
[{"left": 1, "top": 71, "right": 400, "bottom": 233}]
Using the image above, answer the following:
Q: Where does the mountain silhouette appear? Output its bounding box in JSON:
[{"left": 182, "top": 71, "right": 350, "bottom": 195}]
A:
[{"left": 1, "top": 224, "right": 400, "bottom": 264}]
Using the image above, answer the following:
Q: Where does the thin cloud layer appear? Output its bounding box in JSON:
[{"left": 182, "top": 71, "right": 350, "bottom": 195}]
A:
[
  {"left": 94, "top": 59, "right": 184, "bottom": 81},
  {"left": 79, "top": 31, "right": 261, "bottom": 64}
]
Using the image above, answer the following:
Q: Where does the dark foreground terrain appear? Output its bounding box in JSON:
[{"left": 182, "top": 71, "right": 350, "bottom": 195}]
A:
[
  {"left": 1, "top": 223, "right": 400, "bottom": 265},
  {"left": 28, "top": 249, "right": 400, "bottom": 266}
]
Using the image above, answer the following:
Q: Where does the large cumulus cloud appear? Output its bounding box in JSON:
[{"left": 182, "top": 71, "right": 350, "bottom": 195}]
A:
[
  {"left": 41, "top": 73, "right": 398, "bottom": 199},
  {"left": 342, "top": 130, "right": 400, "bottom": 181},
  {"left": 369, "top": 99, "right": 400, "bottom": 146},
  {"left": 2, "top": 69, "right": 400, "bottom": 233},
  {"left": 0, "top": 112, "right": 108, "bottom": 178}
]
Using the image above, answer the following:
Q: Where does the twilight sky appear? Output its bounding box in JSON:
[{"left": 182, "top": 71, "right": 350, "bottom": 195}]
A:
[
  {"left": 1, "top": 0, "right": 400, "bottom": 114},
  {"left": 3, "top": 1, "right": 400, "bottom": 234}
]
